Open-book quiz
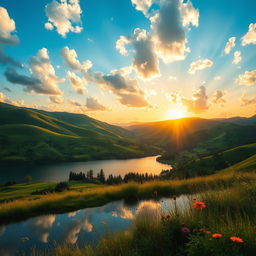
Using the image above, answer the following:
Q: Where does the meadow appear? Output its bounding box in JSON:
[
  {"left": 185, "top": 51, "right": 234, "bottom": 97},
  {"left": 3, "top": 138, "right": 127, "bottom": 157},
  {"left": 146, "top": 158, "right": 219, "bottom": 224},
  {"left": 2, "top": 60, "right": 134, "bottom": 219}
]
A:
[{"left": 26, "top": 175, "right": 256, "bottom": 256}]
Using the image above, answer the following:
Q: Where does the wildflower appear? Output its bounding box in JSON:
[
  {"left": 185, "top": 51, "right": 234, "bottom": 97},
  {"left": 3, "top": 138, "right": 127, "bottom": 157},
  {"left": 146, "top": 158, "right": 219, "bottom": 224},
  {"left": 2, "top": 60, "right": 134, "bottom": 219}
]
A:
[
  {"left": 212, "top": 233, "right": 223, "bottom": 238},
  {"left": 181, "top": 227, "right": 190, "bottom": 233},
  {"left": 166, "top": 214, "right": 172, "bottom": 220},
  {"left": 192, "top": 198, "right": 197, "bottom": 201},
  {"left": 192, "top": 201, "right": 206, "bottom": 210},
  {"left": 230, "top": 236, "right": 244, "bottom": 243},
  {"left": 199, "top": 228, "right": 206, "bottom": 233}
]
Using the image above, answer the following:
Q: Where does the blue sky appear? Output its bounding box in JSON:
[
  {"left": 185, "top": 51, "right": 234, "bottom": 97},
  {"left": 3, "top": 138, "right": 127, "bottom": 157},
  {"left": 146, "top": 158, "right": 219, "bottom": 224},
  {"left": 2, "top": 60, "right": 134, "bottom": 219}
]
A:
[{"left": 0, "top": 0, "right": 256, "bottom": 123}]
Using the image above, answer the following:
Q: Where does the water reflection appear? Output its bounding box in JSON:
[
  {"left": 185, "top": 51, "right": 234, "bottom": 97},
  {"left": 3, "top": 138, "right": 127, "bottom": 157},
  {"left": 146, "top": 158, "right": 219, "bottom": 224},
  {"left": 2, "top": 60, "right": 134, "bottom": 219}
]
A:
[
  {"left": 0, "top": 155, "right": 171, "bottom": 183},
  {"left": 0, "top": 195, "right": 192, "bottom": 255},
  {"left": 32, "top": 215, "right": 56, "bottom": 243}
]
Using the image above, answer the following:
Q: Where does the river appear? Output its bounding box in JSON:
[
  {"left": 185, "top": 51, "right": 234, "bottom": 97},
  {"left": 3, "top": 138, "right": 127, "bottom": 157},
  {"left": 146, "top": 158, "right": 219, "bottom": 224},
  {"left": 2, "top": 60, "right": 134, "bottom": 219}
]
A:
[{"left": 0, "top": 155, "right": 171, "bottom": 183}]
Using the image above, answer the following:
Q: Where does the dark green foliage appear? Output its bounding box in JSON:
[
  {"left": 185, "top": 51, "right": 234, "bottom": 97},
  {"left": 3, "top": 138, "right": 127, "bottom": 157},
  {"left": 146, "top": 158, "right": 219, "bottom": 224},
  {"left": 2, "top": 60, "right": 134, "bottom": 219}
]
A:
[{"left": 54, "top": 182, "right": 69, "bottom": 192}]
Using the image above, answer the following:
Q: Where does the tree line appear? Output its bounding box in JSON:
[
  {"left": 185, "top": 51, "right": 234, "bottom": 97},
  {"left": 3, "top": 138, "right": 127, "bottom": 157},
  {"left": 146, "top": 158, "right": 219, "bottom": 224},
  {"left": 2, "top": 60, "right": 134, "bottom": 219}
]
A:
[{"left": 69, "top": 169, "right": 172, "bottom": 185}]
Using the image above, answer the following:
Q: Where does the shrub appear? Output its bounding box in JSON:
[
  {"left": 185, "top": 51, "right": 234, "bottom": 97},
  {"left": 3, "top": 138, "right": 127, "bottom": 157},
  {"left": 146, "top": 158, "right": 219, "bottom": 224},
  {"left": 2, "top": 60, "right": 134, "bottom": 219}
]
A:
[{"left": 55, "top": 182, "right": 69, "bottom": 192}]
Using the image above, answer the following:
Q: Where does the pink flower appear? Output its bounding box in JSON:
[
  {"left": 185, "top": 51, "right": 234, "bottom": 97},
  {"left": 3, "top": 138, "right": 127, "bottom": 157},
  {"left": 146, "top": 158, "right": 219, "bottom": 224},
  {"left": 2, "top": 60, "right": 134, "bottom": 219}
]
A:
[{"left": 181, "top": 227, "right": 190, "bottom": 233}]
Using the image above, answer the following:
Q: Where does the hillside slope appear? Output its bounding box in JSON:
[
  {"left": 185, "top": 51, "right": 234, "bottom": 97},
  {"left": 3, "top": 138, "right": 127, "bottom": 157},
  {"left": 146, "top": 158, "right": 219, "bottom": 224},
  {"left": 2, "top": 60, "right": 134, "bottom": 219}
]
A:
[{"left": 0, "top": 103, "right": 155, "bottom": 164}]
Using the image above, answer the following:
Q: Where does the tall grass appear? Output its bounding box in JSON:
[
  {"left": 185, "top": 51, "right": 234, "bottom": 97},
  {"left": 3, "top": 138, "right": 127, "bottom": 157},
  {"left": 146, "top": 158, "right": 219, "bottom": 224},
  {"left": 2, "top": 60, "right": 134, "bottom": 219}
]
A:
[
  {"left": 29, "top": 179, "right": 256, "bottom": 256},
  {"left": 1, "top": 172, "right": 256, "bottom": 225}
]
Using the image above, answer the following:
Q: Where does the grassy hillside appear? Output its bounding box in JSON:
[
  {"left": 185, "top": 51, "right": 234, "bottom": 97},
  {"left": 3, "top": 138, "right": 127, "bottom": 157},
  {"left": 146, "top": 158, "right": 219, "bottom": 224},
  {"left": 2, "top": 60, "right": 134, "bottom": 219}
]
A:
[{"left": 0, "top": 103, "right": 156, "bottom": 164}]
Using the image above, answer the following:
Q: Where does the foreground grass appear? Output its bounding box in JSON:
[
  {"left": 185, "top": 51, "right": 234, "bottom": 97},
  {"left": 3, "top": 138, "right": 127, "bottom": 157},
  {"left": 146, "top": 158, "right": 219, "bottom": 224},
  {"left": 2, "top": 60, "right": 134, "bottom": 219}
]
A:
[
  {"left": 29, "top": 181, "right": 256, "bottom": 256},
  {"left": 0, "top": 181, "right": 103, "bottom": 202},
  {"left": 1, "top": 171, "right": 256, "bottom": 225}
]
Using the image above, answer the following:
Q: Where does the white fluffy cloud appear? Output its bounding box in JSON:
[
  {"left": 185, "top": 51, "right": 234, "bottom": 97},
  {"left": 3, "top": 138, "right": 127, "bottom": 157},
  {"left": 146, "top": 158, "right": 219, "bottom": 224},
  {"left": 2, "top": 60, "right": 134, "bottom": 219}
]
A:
[
  {"left": 93, "top": 67, "right": 150, "bottom": 107},
  {"left": 180, "top": 0, "right": 199, "bottom": 27},
  {"left": 224, "top": 37, "right": 236, "bottom": 54},
  {"left": 131, "top": 0, "right": 154, "bottom": 15},
  {"left": 116, "top": 28, "right": 159, "bottom": 79},
  {"left": 237, "top": 70, "right": 256, "bottom": 86},
  {"left": 182, "top": 86, "right": 208, "bottom": 113},
  {"left": 0, "top": 7, "right": 19, "bottom": 45},
  {"left": 5, "top": 48, "right": 64, "bottom": 95},
  {"left": 150, "top": 0, "right": 188, "bottom": 63},
  {"left": 61, "top": 46, "right": 92, "bottom": 73},
  {"left": 233, "top": 51, "right": 242, "bottom": 64},
  {"left": 240, "top": 91, "right": 256, "bottom": 106},
  {"left": 126, "top": 0, "right": 199, "bottom": 65},
  {"left": 188, "top": 59, "right": 213, "bottom": 74},
  {"left": 45, "top": 0, "right": 83, "bottom": 37},
  {"left": 241, "top": 23, "right": 256, "bottom": 46},
  {"left": 67, "top": 71, "right": 86, "bottom": 94},
  {"left": 86, "top": 97, "right": 108, "bottom": 111}
]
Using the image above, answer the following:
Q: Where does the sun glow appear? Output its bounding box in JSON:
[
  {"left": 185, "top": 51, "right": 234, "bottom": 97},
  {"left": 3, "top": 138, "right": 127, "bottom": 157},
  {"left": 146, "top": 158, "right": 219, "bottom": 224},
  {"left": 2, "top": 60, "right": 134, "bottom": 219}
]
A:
[{"left": 167, "top": 108, "right": 187, "bottom": 120}]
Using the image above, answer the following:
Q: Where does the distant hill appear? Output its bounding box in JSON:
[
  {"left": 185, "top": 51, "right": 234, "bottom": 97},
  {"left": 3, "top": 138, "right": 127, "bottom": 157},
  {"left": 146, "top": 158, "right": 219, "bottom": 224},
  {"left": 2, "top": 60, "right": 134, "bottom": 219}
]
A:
[
  {"left": 0, "top": 103, "right": 157, "bottom": 165},
  {"left": 129, "top": 117, "right": 256, "bottom": 155},
  {"left": 215, "top": 115, "right": 256, "bottom": 126}
]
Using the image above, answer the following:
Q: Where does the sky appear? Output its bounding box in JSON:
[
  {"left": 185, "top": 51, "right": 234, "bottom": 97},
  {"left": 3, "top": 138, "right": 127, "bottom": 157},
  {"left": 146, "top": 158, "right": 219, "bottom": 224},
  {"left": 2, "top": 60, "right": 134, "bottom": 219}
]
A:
[{"left": 0, "top": 0, "right": 256, "bottom": 123}]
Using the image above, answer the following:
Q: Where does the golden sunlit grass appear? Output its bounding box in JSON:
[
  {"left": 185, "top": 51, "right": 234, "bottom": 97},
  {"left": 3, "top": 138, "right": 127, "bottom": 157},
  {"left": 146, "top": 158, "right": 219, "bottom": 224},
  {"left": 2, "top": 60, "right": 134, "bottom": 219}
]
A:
[
  {"left": 1, "top": 171, "right": 256, "bottom": 225},
  {"left": 30, "top": 180, "right": 256, "bottom": 256}
]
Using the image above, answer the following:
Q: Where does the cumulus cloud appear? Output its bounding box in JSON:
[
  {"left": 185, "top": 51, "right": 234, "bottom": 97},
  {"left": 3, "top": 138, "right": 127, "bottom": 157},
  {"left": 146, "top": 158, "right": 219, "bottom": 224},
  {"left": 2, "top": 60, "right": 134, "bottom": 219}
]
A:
[
  {"left": 241, "top": 23, "right": 256, "bottom": 46},
  {"left": 0, "top": 92, "right": 11, "bottom": 104},
  {"left": 93, "top": 67, "right": 150, "bottom": 107},
  {"left": 61, "top": 46, "right": 92, "bottom": 73},
  {"left": 44, "top": 22, "right": 54, "bottom": 30},
  {"left": 0, "top": 92, "right": 30, "bottom": 107},
  {"left": 68, "top": 98, "right": 82, "bottom": 107},
  {"left": 0, "top": 7, "right": 19, "bottom": 45},
  {"left": 4, "top": 48, "right": 64, "bottom": 95},
  {"left": 45, "top": 0, "right": 83, "bottom": 37},
  {"left": 240, "top": 91, "right": 256, "bottom": 106},
  {"left": 150, "top": 0, "right": 186, "bottom": 63},
  {"left": 131, "top": 0, "right": 154, "bottom": 15},
  {"left": 0, "top": 46, "right": 22, "bottom": 67},
  {"left": 224, "top": 37, "right": 236, "bottom": 54},
  {"left": 237, "top": 70, "right": 256, "bottom": 86},
  {"left": 233, "top": 51, "right": 242, "bottom": 64},
  {"left": 180, "top": 0, "right": 199, "bottom": 27},
  {"left": 67, "top": 71, "right": 86, "bottom": 94},
  {"left": 182, "top": 86, "right": 208, "bottom": 113},
  {"left": 86, "top": 97, "right": 108, "bottom": 111},
  {"left": 188, "top": 59, "right": 213, "bottom": 74},
  {"left": 49, "top": 95, "right": 64, "bottom": 104},
  {"left": 212, "top": 90, "right": 226, "bottom": 104},
  {"left": 116, "top": 28, "right": 159, "bottom": 79}
]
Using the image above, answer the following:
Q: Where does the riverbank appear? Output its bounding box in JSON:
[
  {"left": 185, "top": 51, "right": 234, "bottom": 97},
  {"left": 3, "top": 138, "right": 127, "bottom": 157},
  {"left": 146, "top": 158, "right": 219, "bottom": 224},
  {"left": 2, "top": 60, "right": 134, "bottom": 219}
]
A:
[
  {"left": 31, "top": 180, "right": 256, "bottom": 256},
  {"left": 1, "top": 171, "right": 256, "bottom": 225}
]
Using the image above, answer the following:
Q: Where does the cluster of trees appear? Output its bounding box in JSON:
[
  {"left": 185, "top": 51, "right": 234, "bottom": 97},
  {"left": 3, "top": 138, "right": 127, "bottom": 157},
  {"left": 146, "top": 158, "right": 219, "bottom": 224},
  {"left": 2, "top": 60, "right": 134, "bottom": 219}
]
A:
[
  {"left": 169, "top": 152, "right": 230, "bottom": 179},
  {"left": 69, "top": 169, "right": 172, "bottom": 185}
]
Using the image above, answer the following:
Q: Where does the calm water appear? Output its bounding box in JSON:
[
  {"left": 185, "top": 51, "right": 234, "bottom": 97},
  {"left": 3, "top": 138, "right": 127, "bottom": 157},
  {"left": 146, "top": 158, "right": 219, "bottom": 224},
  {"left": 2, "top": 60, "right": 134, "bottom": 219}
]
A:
[
  {"left": 0, "top": 195, "right": 192, "bottom": 256},
  {"left": 0, "top": 156, "right": 171, "bottom": 183}
]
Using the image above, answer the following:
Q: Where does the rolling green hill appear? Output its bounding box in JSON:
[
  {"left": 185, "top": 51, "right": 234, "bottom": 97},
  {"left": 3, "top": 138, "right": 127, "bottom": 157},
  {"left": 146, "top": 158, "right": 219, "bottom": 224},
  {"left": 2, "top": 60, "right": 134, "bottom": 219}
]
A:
[
  {"left": 129, "top": 117, "right": 256, "bottom": 155},
  {"left": 0, "top": 103, "right": 156, "bottom": 164}
]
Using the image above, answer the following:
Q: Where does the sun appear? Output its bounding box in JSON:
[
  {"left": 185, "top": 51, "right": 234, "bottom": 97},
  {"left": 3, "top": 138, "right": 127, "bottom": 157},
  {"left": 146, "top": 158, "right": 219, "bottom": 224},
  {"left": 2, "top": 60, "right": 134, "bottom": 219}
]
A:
[{"left": 167, "top": 108, "right": 187, "bottom": 120}]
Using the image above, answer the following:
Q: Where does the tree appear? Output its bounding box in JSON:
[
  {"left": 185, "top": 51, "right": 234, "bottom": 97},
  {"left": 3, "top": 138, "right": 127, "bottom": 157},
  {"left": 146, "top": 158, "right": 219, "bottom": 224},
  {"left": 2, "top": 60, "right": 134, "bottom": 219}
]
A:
[{"left": 98, "top": 169, "right": 106, "bottom": 184}]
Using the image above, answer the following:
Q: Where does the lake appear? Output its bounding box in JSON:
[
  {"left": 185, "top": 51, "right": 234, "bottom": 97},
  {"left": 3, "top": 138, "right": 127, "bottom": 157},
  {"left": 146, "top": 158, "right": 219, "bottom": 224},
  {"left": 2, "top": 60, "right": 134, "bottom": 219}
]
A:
[
  {"left": 0, "top": 195, "right": 193, "bottom": 256},
  {"left": 0, "top": 156, "right": 171, "bottom": 183}
]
